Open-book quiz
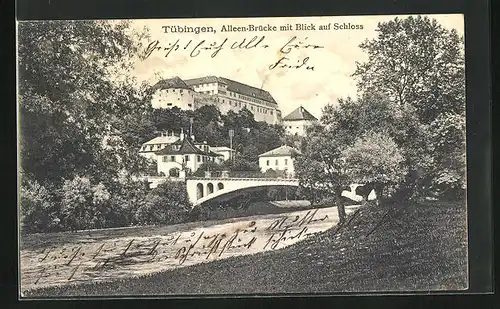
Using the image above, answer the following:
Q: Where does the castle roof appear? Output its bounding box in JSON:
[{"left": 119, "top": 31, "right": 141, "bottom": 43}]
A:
[
  {"left": 282, "top": 106, "right": 318, "bottom": 121},
  {"left": 151, "top": 76, "right": 194, "bottom": 92},
  {"left": 185, "top": 76, "right": 277, "bottom": 105},
  {"left": 258, "top": 145, "right": 300, "bottom": 158}
]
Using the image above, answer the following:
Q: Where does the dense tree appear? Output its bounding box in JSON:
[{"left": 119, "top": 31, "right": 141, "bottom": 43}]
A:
[
  {"left": 351, "top": 15, "right": 466, "bottom": 200},
  {"left": 295, "top": 123, "right": 353, "bottom": 223},
  {"left": 353, "top": 15, "right": 465, "bottom": 123},
  {"left": 341, "top": 131, "right": 405, "bottom": 202},
  {"left": 18, "top": 20, "right": 150, "bottom": 186}
]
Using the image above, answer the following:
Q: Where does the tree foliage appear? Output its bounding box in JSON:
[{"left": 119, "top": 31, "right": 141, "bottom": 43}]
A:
[{"left": 349, "top": 15, "right": 466, "bottom": 200}]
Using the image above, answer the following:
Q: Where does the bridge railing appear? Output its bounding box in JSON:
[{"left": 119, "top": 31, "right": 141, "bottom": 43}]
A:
[
  {"left": 196, "top": 170, "right": 295, "bottom": 179},
  {"left": 187, "top": 176, "right": 299, "bottom": 182}
]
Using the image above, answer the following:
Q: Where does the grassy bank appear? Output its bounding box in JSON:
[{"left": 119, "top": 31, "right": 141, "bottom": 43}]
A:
[{"left": 24, "top": 201, "right": 467, "bottom": 296}]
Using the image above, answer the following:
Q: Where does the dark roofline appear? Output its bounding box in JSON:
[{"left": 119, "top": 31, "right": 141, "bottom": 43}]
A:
[
  {"left": 282, "top": 106, "right": 318, "bottom": 121},
  {"left": 151, "top": 76, "right": 194, "bottom": 92},
  {"left": 155, "top": 137, "right": 220, "bottom": 156}
]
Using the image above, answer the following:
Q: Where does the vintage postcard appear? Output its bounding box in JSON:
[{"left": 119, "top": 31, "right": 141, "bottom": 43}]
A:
[{"left": 17, "top": 15, "right": 467, "bottom": 297}]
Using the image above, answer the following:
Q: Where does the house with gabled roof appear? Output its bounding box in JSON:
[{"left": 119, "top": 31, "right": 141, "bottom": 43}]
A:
[
  {"left": 155, "top": 134, "right": 223, "bottom": 177},
  {"left": 258, "top": 145, "right": 300, "bottom": 178},
  {"left": 282, "top": 105, "right": 319, "bottom": 136}
]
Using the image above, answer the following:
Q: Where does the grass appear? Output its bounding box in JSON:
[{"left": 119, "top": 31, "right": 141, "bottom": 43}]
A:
[{"left": 23, "top": 200, "right": 467, "bottom": 296}]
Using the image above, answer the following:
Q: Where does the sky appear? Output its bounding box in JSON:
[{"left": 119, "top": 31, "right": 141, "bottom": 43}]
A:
[{"left": 129, "top": 14, "right": 464, "bottom": 119}]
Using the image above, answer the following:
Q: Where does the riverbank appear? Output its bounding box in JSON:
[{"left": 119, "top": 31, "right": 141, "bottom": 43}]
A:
[{"left": 23, "top": 200, "right": 467, "bottom": 296}]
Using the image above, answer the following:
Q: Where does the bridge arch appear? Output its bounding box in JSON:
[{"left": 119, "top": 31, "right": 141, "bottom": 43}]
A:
[
  {"left": 187, "top": 178, "right": 300, "bottom": 206},
  {"left": 196, "top": 183, "right": 204, "bottom": 199}
]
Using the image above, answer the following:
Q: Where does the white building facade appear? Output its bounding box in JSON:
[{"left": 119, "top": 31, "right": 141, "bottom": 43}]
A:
[
  {"left": 150, "top": 77, "right": 197, "bottom": 110},
  {"left": 155, "top": 136, "right": 222, "bottom": 177},
  {"left": 150, "top": 76, "right": 283, "bottom": 125},
  {"left": 282, "top": 106, "right": 319, "bottom": 136},
  {"left": 209, "top": 146, "right": 236, "bottom": 164},
  {"left": 138, "top": 131, "right": 181, "bottom": 160},
  {"left": 258, "top": 145, "right": 300, "bottom": 178}
]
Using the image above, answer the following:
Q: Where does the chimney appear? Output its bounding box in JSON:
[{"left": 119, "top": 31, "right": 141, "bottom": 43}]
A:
[{"left": 180, "top": 128, "right": 185, "bottom": 140}]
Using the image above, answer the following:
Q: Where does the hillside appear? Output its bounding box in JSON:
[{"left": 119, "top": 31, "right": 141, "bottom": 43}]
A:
[{"left": 25, "top": 201, "right": 467, "bottom": 296}]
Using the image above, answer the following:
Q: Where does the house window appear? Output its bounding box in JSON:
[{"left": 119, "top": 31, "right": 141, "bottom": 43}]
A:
[
  {"left": 185, "top": 155, "right": 190, "bottom": 162},
  {"left": 197, "top": 155, "right": 201, "bottom": 162},
  {"left": 149, "top": 145, "right": 153, "bottom": 151},
  {"left": 188, "top": 104, "right": 192, "bottom": 108},
  {"left": 167, "top": 103, "right": 172, "bottom": 106},
  {"left": 165, "top": 90, "right": 168, "bottom": 93},
  {"left": 285, "top": 159, "right": 288, "bottom": 165},
  {"left": 172, "top": 89, "right": 175, "bottom": 92},
  {"left": 163, "top": 156, "right": 168, "bottom": 162},
  {"left": 180, "top": 89, "right": 183, "bottom": 93},
  {"left": 266, "top": 160, "right": 270, "bottom": 166},
  {"left": 275, "top": 159, "right": 278, "bottom": 166}
]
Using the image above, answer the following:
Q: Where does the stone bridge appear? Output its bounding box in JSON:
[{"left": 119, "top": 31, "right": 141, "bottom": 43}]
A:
[{"left": 186, "top": 177, "right": 300, "bottom": 206}]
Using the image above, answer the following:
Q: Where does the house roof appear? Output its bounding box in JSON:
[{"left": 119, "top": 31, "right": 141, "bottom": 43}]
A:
[
  {"left": 258, "top": 145, "right": 300, "bottom": 157},
  {"left": 210, "top": 146, "right": 235, "bottom": 152},
  {"left": 185, "top": 76, "right": 278, "bottom": 105},
  {"left": 151, "top": 76, "right": 194, "bottom": 92},
  {"left": 141, "top": 135, "right": 180, "bottom": 146},
  {"left": 282, "top": 106, "right": 318, "bottom": 121},
  {"left": 155, "top": 137, "right": 222, "bottom": 157}
]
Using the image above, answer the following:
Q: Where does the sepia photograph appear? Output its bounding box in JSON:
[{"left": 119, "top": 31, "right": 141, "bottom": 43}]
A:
[{"left": 17, "top": 14, "right": 467, "bottom": 297}]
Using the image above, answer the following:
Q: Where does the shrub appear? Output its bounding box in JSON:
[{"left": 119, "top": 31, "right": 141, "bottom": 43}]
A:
[
  {"left": 60, "top": 176, "right": 112, "bottom": 231},
  {"left": 20, "top": 177, "right": 61, "bottom": 234},
  {"left": 134, "top": 181, "right": 191, "bottom": 225}
]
